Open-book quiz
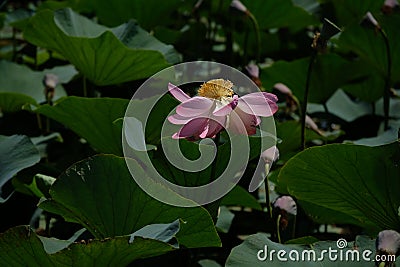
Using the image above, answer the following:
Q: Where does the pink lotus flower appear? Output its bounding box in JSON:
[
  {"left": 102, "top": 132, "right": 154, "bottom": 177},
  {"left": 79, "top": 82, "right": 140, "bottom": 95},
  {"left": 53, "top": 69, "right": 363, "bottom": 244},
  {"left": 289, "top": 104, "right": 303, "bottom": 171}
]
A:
[{"left": 167, "top": 79, "right": 278, "bottom": 140}]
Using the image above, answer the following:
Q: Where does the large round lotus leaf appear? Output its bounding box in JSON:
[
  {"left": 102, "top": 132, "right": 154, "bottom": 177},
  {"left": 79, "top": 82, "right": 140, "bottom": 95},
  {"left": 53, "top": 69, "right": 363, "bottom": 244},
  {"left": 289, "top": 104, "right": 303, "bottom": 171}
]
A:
[
  {"left": 39, "top": 154, "right": 221, "bottom": 248},
  {"left": 23, "top": 8, "right": 180, "bottom": 85},
  {"left": 278, "top": 142, "right": 400, "bottom": 233}
]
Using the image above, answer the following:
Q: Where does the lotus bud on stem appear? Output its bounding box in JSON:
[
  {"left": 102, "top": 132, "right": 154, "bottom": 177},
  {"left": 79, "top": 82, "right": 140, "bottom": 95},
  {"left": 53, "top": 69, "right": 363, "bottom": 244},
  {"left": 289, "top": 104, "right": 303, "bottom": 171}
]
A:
[
  {"left": 382, "top": 0, "right": 399, "bottom": 14},
  {"left": 375, "top": 230, "right": 400, "bottom": 267},
  {"left": 42, "top": 73, "right": 59, "bottom": 133},
  {"left": 43, "top": 73, "right": 58, "bottom": 104},
  {"left": 230, "top": 0, "right": 261, "bottom": 62},
  {"left": 273, "top": 195, "right": 297, "bottom": 243},
  {"left": 301, "top": 18, "right": 341, "bottom": 150},
  {"left": 245, "top": 63, "right": 262, "bottom": 88},
  {"left": 261, "top": 146, "right": 279, "bottom": 219},
  {"left": 361, "top": 12, "right": 392, "bottom": 131}
]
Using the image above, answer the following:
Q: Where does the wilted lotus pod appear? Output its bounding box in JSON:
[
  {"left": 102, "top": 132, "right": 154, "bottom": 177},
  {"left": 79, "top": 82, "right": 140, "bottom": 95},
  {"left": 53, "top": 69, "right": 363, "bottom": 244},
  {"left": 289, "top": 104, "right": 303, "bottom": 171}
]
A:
[
  {"left": 319, "top": 18, "right": 341, "bottom": 41},
  {"left": 312, "top": 18, "right": 341, "bottom": 52},
  {"left": 375, "top": 230, "right": 400, "bottom": 266},
  {"left": 382, "top": 0, "right": 399, "bottom": 14},
  {"left": 273, "top": 195, "right": 297, "bottom": 216},
  {"left": 230, "top": 0, "right": 248, "bottom": 14}
]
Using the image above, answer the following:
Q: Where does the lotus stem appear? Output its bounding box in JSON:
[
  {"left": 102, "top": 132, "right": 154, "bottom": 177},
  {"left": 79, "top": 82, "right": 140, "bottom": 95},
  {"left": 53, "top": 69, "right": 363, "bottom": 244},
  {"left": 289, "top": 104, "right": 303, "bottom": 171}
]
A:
[
  {"left": 292, "top": 215, "right": 297, "bottom": 239},
  {"left": 264, "top": 164, "right": 273, "bottom": 220},
  {"left": 276, "top": 214, "right": 282, "bottom": 243},
  {"left": 205, "top": 132, "right": 221, "bottom": 222},
  {"left": 83, "top": 76, "right": 88, "bottom": 97},
  {"left": 301, "top": 51, "right": 317, "bottom": 150},
  {"left": 248, "top": 12, "right": 261, "bottom": 63},
  {"left": 379, "top": 28, "right": 391, "bottom": 131}
]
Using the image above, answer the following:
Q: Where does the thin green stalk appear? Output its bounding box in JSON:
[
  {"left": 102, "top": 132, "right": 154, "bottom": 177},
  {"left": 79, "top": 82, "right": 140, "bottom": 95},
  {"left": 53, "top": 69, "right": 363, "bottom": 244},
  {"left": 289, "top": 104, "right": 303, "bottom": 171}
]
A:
[
  {"left": 300, "top": 51, "right": 317, "bottom": 150},
  {"left": 248, "top": 12, "right": 261, "bottom": 63},
  {"left": 210, "top": 132, "right": 221, "bottom": 182},
  {"left": 45, "top": 213, "right": 51, "bottom": 236},
  {"left": 226, "top": 22, "right": 234, "bottom": 66},
  {"left": 206, "top": 3, "right": 214, "bottom": 61},
  {"left": 264, "top": 164, "right": 273, "bottom": 220},
  {"left": 276, "top": 214, "right": 282, "bottom": 244},
  {"left": 11, "top": 28, "right": 17, "bottom": 62},
  {"left": 83, "top": 76, "right": 87, "bottom": 97},
  {"left": 204, "top": 133, "right": 221, "bottom": 223},
  {"left": 0, "top": 0, "right": 7, "bottom": 10},
  {"left": 36, "top": 113, "right": 43, "bottom": 132},
  {"left": 46, "top": 117, "right": 50, "bottom": 133},
  {"left": 322, "top": 103, "right": 329, "bottom": 113},
  {"left": 379, "top": 29, "right": 391, "bottom": 131},
  {"left": 45, "top": 89, "right": 53, "bottom": 133},
  {"left": 33, "top": 46, "right": 38, "bottom": 70},
  {"left": 292, "top": 215, "right": 297, "bottom": 239},
  {"left": 243, "top": 29, "right": 249, "bottom": 65}
]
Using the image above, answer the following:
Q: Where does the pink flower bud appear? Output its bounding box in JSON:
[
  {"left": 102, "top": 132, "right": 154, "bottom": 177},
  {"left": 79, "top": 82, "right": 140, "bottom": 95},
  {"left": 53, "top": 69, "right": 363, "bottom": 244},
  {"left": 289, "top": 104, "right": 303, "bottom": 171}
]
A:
[
  {"left": 43, "top": 73, "right": 59, "bottom": 89},
  {"left": 261, "top": 146, "right": 279, "bottom": 165},
  {"left": 43, "top": 73, "right": 59, "bottom": 102},
  {"left": 245, "top": 63, "right": 259, "bottom": 79},
  {"left": 384, "top": 0, "right": 399, "bottom": 8},
  {"left": 305, "top": 115, "right": 319, "bottom": 132},
  {"left": 273, "top": 83, "right": 292, "bottom": 96},
  {"left": 382, "top": 0, "right": 399, "bottom": 14},
  {"left": 245, "top": 63, "right": 262, "bottom": 87},
  {"left": 376, "top": 230, "right": 400, "bottom": 255},
  {"left": 273, "top": 195, "right": 297, "bottom": 216},
  {"left": 194, "top": 0, "right": 204, "bottom": 10},
  {"left": 230, "top": 0, "right": 247, "bottom": 13},
  {"left": 363, "top": 12, "right": 380, "bottom": 28}
]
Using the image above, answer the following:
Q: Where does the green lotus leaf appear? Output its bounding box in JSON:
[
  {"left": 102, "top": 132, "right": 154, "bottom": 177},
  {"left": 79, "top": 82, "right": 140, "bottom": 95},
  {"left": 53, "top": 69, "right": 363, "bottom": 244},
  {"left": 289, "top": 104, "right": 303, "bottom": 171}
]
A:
[
  {"left": 0, "top": 225, "right": 176, "bottom": 266},
  {"left": 278, "top": 142, "right": 400, "bottom": 233},
  {"left": 226, "top": 232, "right": 396, "bottom": 266},
  {"left": 0, "top": 60, "right": 77, "bottom": 111},
  {"left": 39, "top": 154, "right": 221, "bottom": 248},
  {"left": 0, "top": 135, "right": 40, "bottom": 203},
  {"left": 23, "top": 8, "right": 180, "bottom": 85},
  {"left": 35, "top": 96, "right": 129, "bottom": 155}
]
